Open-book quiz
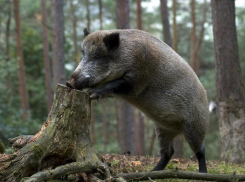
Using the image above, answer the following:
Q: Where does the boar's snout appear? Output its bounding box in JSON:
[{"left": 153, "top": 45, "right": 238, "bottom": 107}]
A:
[
  {"left": 66, "top": 76, "right": 90, "bottom": 90},
  {"left": 66, "top": 79, "right": 75, "bottom": 89}
]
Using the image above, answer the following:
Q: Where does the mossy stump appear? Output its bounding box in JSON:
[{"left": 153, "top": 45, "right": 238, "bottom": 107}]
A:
[{"left": 0, "top": 84, "right": 120, "bottom": 182}]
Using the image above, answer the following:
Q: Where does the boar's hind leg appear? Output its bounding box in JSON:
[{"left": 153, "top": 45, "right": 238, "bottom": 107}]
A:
[
  {"left": 90, "top": 78, "right": 132, "bottom": 99},
  {"left": 153, "top": 126, "right": 177, "bottom": 171},
  {"left": 182, "top": 124, "right": 207, "bottom": 173}
]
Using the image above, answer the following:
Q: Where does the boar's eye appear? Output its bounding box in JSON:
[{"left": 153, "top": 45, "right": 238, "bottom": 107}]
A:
[{"left": 81, "top": 50, "right": 85, "bottom": 55}]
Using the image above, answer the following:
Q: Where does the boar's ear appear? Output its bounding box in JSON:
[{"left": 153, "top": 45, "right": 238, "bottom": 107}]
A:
[
  {"left": 103, "top": 33, "right": 120, "bottom": 51},
  {"left": 84, "top": 28, "right": 90, "bottom": 37}
]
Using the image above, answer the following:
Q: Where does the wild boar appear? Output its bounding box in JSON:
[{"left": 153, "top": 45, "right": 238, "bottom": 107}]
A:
[{"left": 66, "top": 29, "right": 209, "bottom": 173}]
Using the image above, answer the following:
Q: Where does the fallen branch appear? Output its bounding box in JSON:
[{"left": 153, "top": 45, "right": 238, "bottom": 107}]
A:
[
  {"left": 119, "top": 169, "right": 245, "bottom": 181},
  {"left": 23, "top": 161, "right": 126, "bottom": 182},
  {"left": 8, "top": 135, "right": 34, "bottom": 150}
]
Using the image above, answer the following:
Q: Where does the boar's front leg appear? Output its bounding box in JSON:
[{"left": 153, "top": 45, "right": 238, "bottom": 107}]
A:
[{"left": 90, "top": 77, "right": 132, "bottom": 100}]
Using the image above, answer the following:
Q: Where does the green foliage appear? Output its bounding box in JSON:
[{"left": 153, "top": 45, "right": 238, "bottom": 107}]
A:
[{"left": 0, "top": 55, "right": 41, "bottom": 146}]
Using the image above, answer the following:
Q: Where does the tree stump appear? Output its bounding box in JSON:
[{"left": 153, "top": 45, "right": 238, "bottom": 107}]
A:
[{"left": 0, "top": 84, "right": 124, "bottom": 182}]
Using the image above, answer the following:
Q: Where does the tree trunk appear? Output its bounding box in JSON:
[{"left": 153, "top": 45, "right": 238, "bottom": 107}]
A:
[
  {"left": 116, "top": 0, "right": 130, "bottom": 29},
  {"left": 136, "top": 0, "right": 142, "bottom": 30},
  {"left": 115, "top": 99, "right": 121, "bottom": 145},
  {"left": 194, "top": 0, "right": 208, "bottom": 77},
  {"left": 6, "top": 0, "right": 12, "bottom": 92},
  {"left": 172, "top": 0, "right": 177, "bottom": 52},
  {"left": 91, "top": 101, "right": 96, "bottom": 144},
  {"left": 190, "top": 0, "right": 197, "bottom": 73},
  {"left": 148, "top": 128, "right": 156, "bottom": 155},
  {"left": 6, "top": 1, "right": 11, "bottom": 60},
  {"left": 116, "top": 0, "right": 135, "bottom": 155},
  {"left": 173, "top": 135, "right": 184, "bottom": 158},
  {"left": 51, "top": 0, "right": 66, "bottom": 86},
  {"left": 160, "top": 0, "right": 172, "bottom": 46},
  {"left": 0, "top": 85, "right": 113, "bottom": 181},
  {"left": 5, "top": 1, "right": 12, "bottom": 96},
  {"left": 102, "top": 100, "right": 108, "bottom": 152},
  {"left": 118, "top": 100, "right": 135, "bottom": 155},
  {"left": 41, "top": 0, "right": 53, "bottom": 113},
  {"left": 13, "top": 0, "right": 30, "bottom": 120},
  {"left": 137, "top": 112, "right": 145, "bottom": 155},
  {"left": 98, "top": 0, "right": 103, "bottom": 30},
  {"left": 86, "top": 0, "right": 90, "bottom": 32},
  {"left": 134, "top": 109, "right": 139, "bottom": 155},
  {"left": 69, "top": 0, "right": 80, "bottom": 66},
  {"left": 212, "top": 0, "right": 245, "bottom": 163}
]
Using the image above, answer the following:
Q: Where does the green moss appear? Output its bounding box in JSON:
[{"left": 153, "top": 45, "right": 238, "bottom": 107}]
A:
[
  {"left": 0, "top": 141, "right": 5, "bottom": 153},
  {"left": 166, "top": 161, "right": 174, "bottom": 169},
  {"left": 20, "top": 177, "right": 28, "bottom": 182},
  {"left": 31, "top": 144, "right": 44, "bottom": 160},
  {"left": 111, "top": 160, "right": 120, "bottom": 166}
]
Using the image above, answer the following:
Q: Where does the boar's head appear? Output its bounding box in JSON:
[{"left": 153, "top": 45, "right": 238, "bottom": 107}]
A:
[{"left": 66, "top": 29, "right": 127, "bottom": 91}]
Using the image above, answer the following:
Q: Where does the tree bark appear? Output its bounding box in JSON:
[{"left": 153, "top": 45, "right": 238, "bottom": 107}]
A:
[
  {"left": 6, "top": 0, "right": 12, "bottom": 92},
  {"left": 69, "top": 0, "right": 80, "bottom": 66},
  {"left": 173, "top": 135, "right": 184, "bottom": 158},
  {"left": 190, "top": 0, "right": 197, "bottom": 73},
  {"left": 118, "top": 100, "right": 135, "bottom": 155},
  {"left": 13, "top": 0, "right": 30, "bottom": 120},
  {"left": 194, "top": 0, "right": 208, "bottom": 77},
  {"left": 102, "top": 100, "right": 108, "bottom": 152},
  {"left": 116, "top": 0, "right": 130, "bottom": 29},
  {"left": 119, "top": 169, "right": 245, "bottom": 181},
  {"left": 41, "top": 0, "right": 53, "bottom": 113},
  {"left": 51, "top": 0, "right": 66, "bottom": 86},
  {"left": 137, "top": 112, "right": 145, "bottom": 155},
  {"left": 160, "top": 0, "right": 172, "bottom": 46},
  {"left": 86, "top": 0, "right": 90, "bottom": 32},
  {"left": 116, "top": 0, "right": 135, "bottom": 155},
  {"left": 98, "top": 0, "right": 103, "bottom": 30},
  {"left": 148, "top": 128, "right": 156, "bottom": 155},
  {"left": 134, "top": 109, "right": 139, "bottom": 155},
  {"left": 91, "top": 101, "right": 96, "bottom": 144},
  {"left": 0, "top": 85, "right": 113, "bottom": 182},
  {"left": 136, "top": 0, "right": 142, "bottom": 30},
  {"left": 172, "top": 0, "right": 177, "bottom": 52},
  {"left": 114, "top": 99, "right": 121, "bottom": 145},
  {"left": 212, "top": 0, "right": 245, "bottom": 163}
]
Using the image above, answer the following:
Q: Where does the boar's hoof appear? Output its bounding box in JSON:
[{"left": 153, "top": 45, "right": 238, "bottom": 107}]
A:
[
  {"left": 90, "top": 92, "right": 102, "bottom": 100},
  {"left": 89, "top": 88, "right": 108, "bottom": 100}
]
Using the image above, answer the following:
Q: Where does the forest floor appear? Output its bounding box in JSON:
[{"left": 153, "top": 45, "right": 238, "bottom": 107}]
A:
[
  {"left": 103, "top": 154, "right": 245, "bottom": 181},
  {"left": 1, "top": 153, "right": 245, "bottom": 181}
]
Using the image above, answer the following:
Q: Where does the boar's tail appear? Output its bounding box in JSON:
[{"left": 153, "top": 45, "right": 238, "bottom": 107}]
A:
[{"left": 209, "top": 101, "right": 217, "bottom": 114}]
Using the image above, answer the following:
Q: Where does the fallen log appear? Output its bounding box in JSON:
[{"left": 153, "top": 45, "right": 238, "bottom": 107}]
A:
[
  {"left": 0, "top": 84, "right": 119, "bottom": 182},
  {"left": 119, "top": 169, "right": 245, "bottom": 182}
]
